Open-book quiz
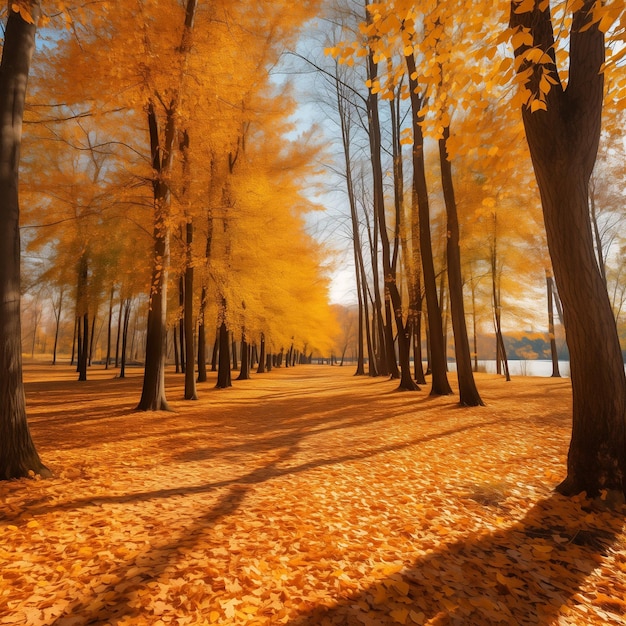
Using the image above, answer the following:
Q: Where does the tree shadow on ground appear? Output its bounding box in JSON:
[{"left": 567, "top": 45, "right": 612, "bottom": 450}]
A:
[
  {"left": 47, "top": 446, "right": 303, "bottom": 625},
  {"left": 289, "top": 494, "right": 625, "bottom": 625}
]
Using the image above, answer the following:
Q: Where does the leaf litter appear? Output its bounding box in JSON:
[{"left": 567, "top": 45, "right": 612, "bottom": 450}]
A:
[{"left": 1, "top": 364, "right": 625, "bottom": 625}]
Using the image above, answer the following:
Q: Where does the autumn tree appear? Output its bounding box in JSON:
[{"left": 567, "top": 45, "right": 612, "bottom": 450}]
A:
[
  {"left": 510, "top": 0, "right": 626, "bottom": 499},
  {"left": 0, "top": 1, "right": 50, "bottom": 479}
]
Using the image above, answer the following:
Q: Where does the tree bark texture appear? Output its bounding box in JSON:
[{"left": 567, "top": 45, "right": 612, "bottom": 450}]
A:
[
  {"left": 0, "top": 2, "right": 50, "bottom": 480},
  {"left": 439, "top": 127, "right": 483, "bottom": 406},
  {"left": 511, "top": 0, "right": 626, "bottom": 498},
  {"left": 136, "top": 102, "right": 174, "bottom": 411},
  {"left": 216, "top": 321, "right": 232, "bottom": 388},
  {"left": 405, "top": 51, "right": 452, "bottom": 396}
]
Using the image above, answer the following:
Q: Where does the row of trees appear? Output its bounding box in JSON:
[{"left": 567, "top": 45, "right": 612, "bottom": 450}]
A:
[
  {"left": 1, "top": 0, "right": 337, "bottom": 478},
  {"left": 1, "top": 0, "right": 625, "bottom": 500},
  {"left": 310, "top": 0, "right": 625, "bottom": 499}
]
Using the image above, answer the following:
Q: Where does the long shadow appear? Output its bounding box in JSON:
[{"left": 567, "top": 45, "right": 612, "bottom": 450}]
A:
[
  {"left": 289, "top": 494, "right": 625, "bottom": 625},
  {"left": 25, "top": 380, "right": 454, "bottom": 454},
  {"left": 48, "top": 444, "right": 302, "bottom": 625},
  {"left": 14, "top": 415, "right": 532, "bottom": 521}
]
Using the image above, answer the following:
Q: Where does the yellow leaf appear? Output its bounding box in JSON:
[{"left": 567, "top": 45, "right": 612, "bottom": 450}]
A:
[
  {"left": 511, "top": 28, "right": 533, "bottom": 50},
  {"left": 513, "top": 0, "right": 535, "bottom": 14},
  {"left": 392, "top": 579, "right": 410, "bottom": 596},
  {"left": 390, "top": 608, "right": 409, "bottom": 624},
  {"left": 409, "top": 610, "right": 425, "bottom": 624},
  {"left": 530, "top": 98, "right": 547, "bottom": 112}
]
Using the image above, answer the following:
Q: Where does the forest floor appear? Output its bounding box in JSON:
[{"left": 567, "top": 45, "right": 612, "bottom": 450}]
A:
[{"left": 1, "top": 364, "right": 625, "bottom": 626}]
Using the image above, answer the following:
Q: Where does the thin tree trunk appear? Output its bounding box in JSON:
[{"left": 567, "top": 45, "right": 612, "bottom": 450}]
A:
[
  {"left": 211, "top": 327, "right": 219, "bottom": 371},
  {"left": 216, "top": 321, "right": 232, "bottom": 388},
  {"left": 78, "top": 313, "right": 88, "bottom": 382},
  {"left": 52, "top": 287, "right": 63, "bottom": 366},
  {"left": 546, "top": 270, "right": 561, "bottom": 378},
  {"left": 71, "top": 316, "right": 77, "bottom": 366},
  {"left": 105, "top": 286, "right": 114, "bottom": 369},
  {"left": 178, "top": 275, "right": 185, "bottom": 374},
  {"left": 439, "top": 126, "right": 483, "bottom": 406},
  {"left": 115, "top": 292, "right": 123, "bottom": 368},
  {"left": 405, "top": 51, "right": 452, "bottom": 396},
  {"left": 257, "top": 333, "right": 266, "bottom": 373},
  {"left": 119, "top": 299, "right": 131, "bottom": 379},
  {"left": 196, "top": 299, "right": 207, "bottom": 383},
  {"left": 236, "top": 330, "right": 250, "bottom": 380}
]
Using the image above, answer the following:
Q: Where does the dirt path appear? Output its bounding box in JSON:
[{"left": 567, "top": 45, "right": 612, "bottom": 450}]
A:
[{"left": 1, "top": 364, "right": 624, "bottom": 625}]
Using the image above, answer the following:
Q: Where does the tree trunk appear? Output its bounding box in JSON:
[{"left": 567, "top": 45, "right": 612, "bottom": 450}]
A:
[
  {"left": 511, "top": 0, "right": 626, "bottom": 499},
  {"left": 546, "top": 270, "right": 561, "bottom": 378},
  {"left": 211, "top": 327, "right": 219, "bottom": 371},
  {"left": 77, "top": 313, "right": 89, "bottom": 382},
  {"left": 439, "top": 126, "right": 483, "bottom": 406},
  {"left": 405, "top": 51, "right": 452, "bottom": 396},
  {"left": 119, "top": 299, "right": 131, "bottom": 379},
  {"left": 196, "top": 293, "right": 207, "bottom": 383},
  {"left": 237, "top": 330, "right": 250, "bottom": 380},
  {"left": 105, "top": 286, "right": 114, "bottom": 369},
  {"left": 231, "top": 333, "right": 238, "bottom": 371},
  {"left": 366, "top": 44, "right": 398, "bottom": 380},
  {"left": 183, "top": 218, "right": 197, "bottom": 399},
  {"left": 71, "top": 316, "right": 77, "bottom": 366},
  {"left": 216, "top": 321, "right": 232, "bottom": 388},
  {"left": 173, "top": 326, "right": 180, "bottom": 374},
  {"left": 136, "top": 101, "right": 174, "bottom": 411},
  {"left": 0, "top": 2, "right": 50, "bottom": 480},
  {"left": 115, "top": 292, "right": 123, "bottom": 368},
  {"left": 257, "top": 333, "right": 266, "bottom": 373},
  {"left": 52, "top": 287, "right": 63, "bottom": 366},
  {"left": 178, "top": 276, "right": 185, "bottom": 374}
]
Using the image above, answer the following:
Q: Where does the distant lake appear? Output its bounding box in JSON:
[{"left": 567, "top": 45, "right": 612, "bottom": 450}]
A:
[{"left": 448, "top": 359, "right": 571, "bottom": 377}]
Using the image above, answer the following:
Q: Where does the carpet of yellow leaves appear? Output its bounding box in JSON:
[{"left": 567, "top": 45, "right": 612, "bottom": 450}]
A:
[{"left": 1, "top": 364, "right": 625, "bottom": 625}]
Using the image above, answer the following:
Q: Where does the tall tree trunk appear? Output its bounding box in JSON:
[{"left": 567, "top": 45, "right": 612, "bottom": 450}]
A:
[
  {"left": 119, "top": 299, "right": 131, "bottom": 379},
  {"left": 405, "top": 51, "right": 452, "bottom": 396},
  {"left": 173, "top": 326, "right": 181, "bottom": 374},
  {"left": 76, "top": 252, "right": 89, "bottom": 380},
  {"left": 115, "top": 292, "right": 123, "bottom": 368},
  {"left": 211, "top": 326, "right": 219, "bottom": 371},
  {"left": 137, "top": 0, "right": 197, "bottom": 410},
  {"left": 511, "top": 0, "right": 626, "bottom": 500},
  {"left": 439, "top": 126, "right": 483, "bottom": 406},
  {"left": 237, "top": 330, "right": 250, "bottom": 380},
  {"left": 216, "top": 321, "right": 232, "bottom": 388},
  {"left": 365, "top": 41, "right": 399, "bottom": 381},
  {"left": 196, "top": 298, "right": 207, "bottom": 383},
  {"left": 0, "top": 2, "right": 50, "bottom": 480},
  {"left": 77, "top": 313, "right": 89, "bottom": 382},
  {"left": 105, "top": 286, "right": 114, "bottom": 369},
  {"left": 183, "top": 220, "right": 197, "bottom": 399},
  {"left": 257, "top": 333, "right": 266, "bottom": 373},
  {"left": 88, "top": 311, "right": 97, "bottom": 367},
  {"left": 136, "top": 101, "right": 174, "bottom": 411},
  {"left": 178, "top": 276, "right": 185, "bottom": 374},
  {"left": 490, "top": 216, "right": 510, "bottom": 381},
  {"left": 546, "top": 270, "right": 561, "bottom": 378},
  {"left": 52, "top": 287, "right": 63, "bottom": 366},
  {"left": 231, "top": 333, "right": 238, "bottom": 371},
  {"left": 71, "top": 317, "right": 77, "bottom": 366}
]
